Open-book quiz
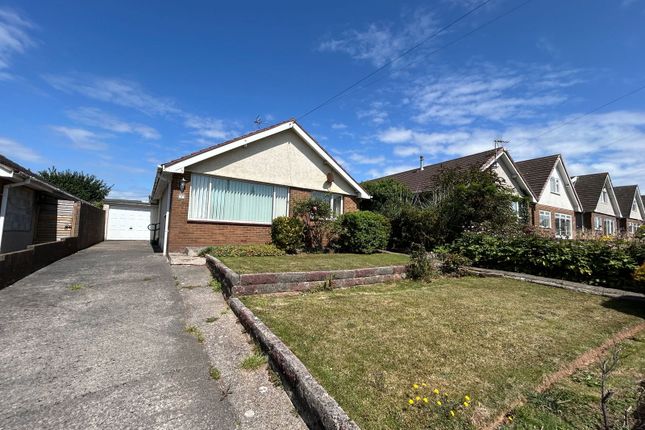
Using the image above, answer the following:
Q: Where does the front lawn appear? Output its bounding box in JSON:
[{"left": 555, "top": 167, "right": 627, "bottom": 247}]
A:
[
  {"left": 241, "top": 277, "right": 645, "bottom": 429},
  {"left": 219, "top": 252, "right": 409, "bottom": 274}
]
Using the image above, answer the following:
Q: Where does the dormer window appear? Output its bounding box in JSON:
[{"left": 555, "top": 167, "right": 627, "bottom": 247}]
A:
[
  {"left": 601, "top": 188, "right": 609, "bottom": 203},
  {"left": 549, "top": 177, "right": 560, "bottom": 194}
]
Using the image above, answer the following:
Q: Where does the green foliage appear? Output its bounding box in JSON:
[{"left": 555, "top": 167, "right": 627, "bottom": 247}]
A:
[
  {"left": 636, "top": 225, "right": 645, "bottom": 240},
  {"left": 390, "top": 168, "right": 524, "bottom": 251},
  {"left": 271, "top": 216, "right": 304, "bottom": 253},
  {"left": 406, "top": 243, "right": 433, "bottom": 281},
  {"left": 185, "top": 325, "right": 205, "bottom": 343},
  {"left": 39, "top": 166, "right": 112, "bottom": 204},
  {"left": 360, "top": 178, "right": 414, "bottom": 219},
  {"left": 634, "top": 262, "right": 645, "bottom": 283},
  {"left": 437, "top": 252, "right": 471, "bottom": 275},
  {"left": 209, "top": 366, "right": 221, "bottom": 380},
  {"left": 241, "top": 347, "right": 268, "bottom": 370},
  {"left": 209, "top": 278, "right": 222, "bottom": 292},
  {"left": 198, "top": 244, "right": 285, "bottom": 257},
  {"left": 292, "top": 197, "right": 333, "bottom": 251},
  {"left": 334, "top": 211, "right": 391, "bottom": 254},
  {"left": 450, "top": 232, "right": 645, "bottom": 291}
]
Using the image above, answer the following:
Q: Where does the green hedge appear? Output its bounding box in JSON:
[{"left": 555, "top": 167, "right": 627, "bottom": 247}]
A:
[
  {"left": 450, "top": 232, "right": 645, "bottom": 292},
  {"left": 198, "top": 244, "right": 285, "bottom": 257},
  {"left": 334, "top": 211, "right": 391, "bottom": 254},
  {"left": 271, "top": 216, "right": 304, "bottom": 253}
]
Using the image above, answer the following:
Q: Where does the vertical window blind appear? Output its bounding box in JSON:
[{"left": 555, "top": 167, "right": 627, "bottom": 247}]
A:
[{"left": 188, "top": 174, "right": 288, "bottom": 224}]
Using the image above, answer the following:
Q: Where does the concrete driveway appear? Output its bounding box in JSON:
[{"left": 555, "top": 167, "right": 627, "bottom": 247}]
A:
[{"left": 0, "top": 241, "right": 237, "bottom": 429}]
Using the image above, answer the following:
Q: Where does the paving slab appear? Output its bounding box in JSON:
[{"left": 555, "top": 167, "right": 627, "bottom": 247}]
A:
[{"left": 0, "top": 241, "right": 237, "bottom": 430}]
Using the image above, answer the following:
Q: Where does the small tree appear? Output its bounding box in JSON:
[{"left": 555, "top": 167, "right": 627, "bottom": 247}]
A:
[
  {"left": 360, "top": 178, "right": 414, "bottom": 219},
  {"left": 39, "top": 167, "right": 112, "bottom": 204},
  {"left": 292, "top": 197, "right": 332, "bottom": 251}
]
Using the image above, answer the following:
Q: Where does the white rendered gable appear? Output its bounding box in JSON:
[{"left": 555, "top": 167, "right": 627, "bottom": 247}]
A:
[{"left": 538, "top": 162, "right": 574, "bottom": 211}]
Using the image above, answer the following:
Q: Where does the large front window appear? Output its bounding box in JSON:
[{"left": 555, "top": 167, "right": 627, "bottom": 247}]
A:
[
  {"left": 603, "top": 219, "right": 615, "bottom": 235},
  {"left": 188, "top": 174, "right": 288, "bottom": 224},
  {"left": 555, "top": 213, "right": 572, "bottom": 239},
  {"left": 539, "top": 210, "right": 551, "bottom": 228},
  {"left": 311, "top": 191, "right": 343, "bottom": 218}
]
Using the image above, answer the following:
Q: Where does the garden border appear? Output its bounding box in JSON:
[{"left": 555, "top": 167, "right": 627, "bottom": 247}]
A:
[
  {"left": 466, "top": 267, "right": 645, "bottom": 301},
  {"left": 228, "top": 297, "right": 360, "bottom": 430},
  {"left": 205, "top": 254, "right": 406, "bottom": 296}
]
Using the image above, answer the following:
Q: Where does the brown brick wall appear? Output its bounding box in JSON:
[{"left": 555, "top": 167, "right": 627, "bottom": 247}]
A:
[
  {"left": 166, "top": 174, "right": 364, "bottom": 252},
  {"left": 580, "top": 212, "right": 620, "bottom": 236},
  {"left": 531, "top": 204, "right": 576, "bottom": 239}
]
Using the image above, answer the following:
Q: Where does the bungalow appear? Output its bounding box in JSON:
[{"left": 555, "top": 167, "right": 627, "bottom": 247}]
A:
[
  {"left": 571, "top": 173, "right": 622, "bottom": 236},
  {"left": 150, "top": 120, "right": 370, "bottom": 255},
  {"left": 515, "top": 154, "right": 582, "bottom": 239},
  {"left": 371, "top": 148, "right": 536, "bottom": 214},
  {"left": 613, "top": 185, "right": 644, "bottom": 236}
]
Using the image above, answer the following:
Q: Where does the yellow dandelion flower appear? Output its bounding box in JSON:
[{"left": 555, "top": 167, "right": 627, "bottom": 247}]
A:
[
  {"left": 450, "top": 410, "right": 456, "bottom": 417},
  {"left": 413, "top": 384, "right": 419, "bottom": 389},
  {"left": 508, "top": 416, "right": 513, "bottom": 422},
  {"left": 416, "top": 396, "right": 421, "bottom": 402},
  {"left": 463, "top": 402, "right": 470, "bottom": 407},
  {"left": 422, "top": 383, "right": 427, "bottom": 387},
  {"left": 423, "top": 397, "right": 429, "bottom": 403},
  {"left": 433, "top": 388, "right": 440, "bottom": 395},
  {"left": 408, "top": 399, "right": 414, "bottom": 405},
  {"left": 436, "top": 400, "right": 442, "bottom": 406},
  {"left": 464, "top": 395, "right": 471, "bottom": 402}
]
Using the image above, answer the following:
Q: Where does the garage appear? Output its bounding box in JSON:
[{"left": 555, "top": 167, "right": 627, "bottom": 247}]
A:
[{"left": 104, "top": 199, "right": 156, "bottom": 241}]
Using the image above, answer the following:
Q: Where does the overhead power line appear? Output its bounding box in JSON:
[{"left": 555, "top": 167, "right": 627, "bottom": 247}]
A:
[
  {"left": 534, "top": 82, "right": 645, "bottom": 138},
  {"left": 297, "top": 0, "right": 497, "bottom": 120}
]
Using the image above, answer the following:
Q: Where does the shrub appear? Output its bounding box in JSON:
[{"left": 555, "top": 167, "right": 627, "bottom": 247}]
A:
[
  {"left": 438, "top": 252, "right": 471, "bottom": 276},
  {"left": 450, "top": 232, "right": 643, "bottom": 291},
  {"left": 360, "top": 178, "right": 414, "bottom": 219},
  {"left": 634, "top": 263, "right": 645, "bottom": 283},
  {"left": 271, "top": 216, "right": 304, "bottom": 253},
  {"left": 406, "top": 243, "right": 433, "bottom": 281},
  {"left": 334, "top": 211, "right": 390, "bottom": 254},
  {"left": 199, "top": 244, "right": 285, "bottom": 257},
  {"left": 391, "top": 206, "right": 438, "bottom": 251},
  {"left": 292, "top": 197, "right": 333, "bottom": 251}
]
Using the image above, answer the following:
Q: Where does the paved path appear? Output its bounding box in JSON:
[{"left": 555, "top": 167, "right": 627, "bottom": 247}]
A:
[{"left": 0, "top": 242, "right": 237, "bottom": 430}]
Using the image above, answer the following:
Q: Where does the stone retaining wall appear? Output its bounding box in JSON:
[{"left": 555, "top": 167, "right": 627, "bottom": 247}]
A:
[
  {"left": 228, "top": 298, "right": 360, "bottom": 430},
  {"left": 205, "top": 255, "right": 406, "bottom": 296}
]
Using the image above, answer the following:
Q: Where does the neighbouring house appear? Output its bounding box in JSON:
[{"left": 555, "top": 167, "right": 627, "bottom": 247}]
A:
[
  {"left": 370, "top": 148, "right": 536, "bottom": 216},
  {"left": 516, "top": 154, "right": 582, "bottom": 239},
  {"left": 0, "top": 154, "right": 105, "bottom": 288},
  {"left": 613, "top": 185, "right": 645, "bottom": 236},
  {"left": 149, "top": 120, "right": 370, "bottom": 255},
  {"left": 571, "top": 173, "right": 622, "bottom": 236}
]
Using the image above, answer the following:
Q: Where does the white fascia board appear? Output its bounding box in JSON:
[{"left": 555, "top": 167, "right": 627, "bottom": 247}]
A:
[
  {"left": 604, "top": 175, "right": 623, "bottom": 218},
  {"left": 0, "top": 164, "right": 14, "bottom": 178},
  {"left": 490, "top": 152, "right": 537, "bottom": 203},
  {"left": 163, "top": 121, "right": 371, "bottom": 199},
  {"left": 633, "top": 186, "right": 645, "bottom": 219},
  {"left": 555, "top": 157, "right": 583, "bottom": 212},
  {"left": 164, "top": 122, "right": 294, "bottom": 174}
]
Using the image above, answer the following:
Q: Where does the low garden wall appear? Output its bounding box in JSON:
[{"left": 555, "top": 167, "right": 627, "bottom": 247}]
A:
[{"left": 206, "top": 255, "right": 406, "bottom": 296}]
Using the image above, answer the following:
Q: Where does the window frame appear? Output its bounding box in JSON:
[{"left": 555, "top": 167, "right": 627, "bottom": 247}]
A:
[
  {"left": 632, "top": 199, "right": 638, "bottom": 212},
  {"left": 538, "top": 210, "right": 552, "bottom": 229},
  {"left": 594, "top": 216, "right": 602, "bottom": 230},
  {"left": 311, "top": 191, "right": 344, "bottom": 219},
  {"left": 187, "top": 174, "right": 289, "bottom": 225},
  {"left": 601, "top": 188, "right": 609, "bottom": 204},
  {"left": 549, "top": 177, "right": 560, "bottom": 195},
  {"left": 603, "top": 218, "right": 615, "bottom": 235},
  {"left": 554, "top": 213, "right": 572, "bottom": 239}
]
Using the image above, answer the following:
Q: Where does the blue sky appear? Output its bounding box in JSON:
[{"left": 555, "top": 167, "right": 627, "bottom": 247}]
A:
[{"left": 1, "top": 0, "right": 644, "bottom": 200}]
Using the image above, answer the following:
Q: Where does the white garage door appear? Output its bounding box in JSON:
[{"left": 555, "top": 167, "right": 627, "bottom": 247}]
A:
[{"left": 106, "top": 206, "right": 152, "bottom": 240}]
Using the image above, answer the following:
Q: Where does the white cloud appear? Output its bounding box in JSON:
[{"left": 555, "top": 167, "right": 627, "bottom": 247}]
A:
[
  {"left": 183, "top": 115, "right": 235, "bottom": 140},
  {"left": 0, "top": 8, "right": 35, "bottom": 79},
  {"left": 44, "top": 74, "right": 179, "bottom": 116},
  {"left": 51, "top": 126, "right": 109, "bottom": 151},
  {"left": 408, "top": 65, "right": 574, "bottom": 126},
  {"left": 319, "top": 8, "right": 438, "bottom": 67},
  {"left": 366, "top": 163, "right": 419, "bottom": 179},
  {"left": 67, "top": 107, "right": 160, "bottom": 139},
  {"left": 331, "top": 122, "right": 348, "bottom": 130},
  {"left": 0, "top": 136, "right": 43, "bottom": 163},
  {"left": 357, "top": 101, "right": 389, "bottom": 124},
  {"left": 348, "top": 152, "right": 386, "bottom": 165}
]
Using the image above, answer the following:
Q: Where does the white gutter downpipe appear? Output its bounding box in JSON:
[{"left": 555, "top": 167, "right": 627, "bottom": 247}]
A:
[
  {"left": 162, "top": 181, "right": 171, "bottom": 256},
  {"left": 0, "top": 178, "right": 31, "bottom": 253}
]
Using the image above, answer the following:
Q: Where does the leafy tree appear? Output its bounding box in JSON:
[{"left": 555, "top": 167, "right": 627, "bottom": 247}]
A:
[
  {"left": 39, "top": 167, "right": 112, "bottom": 204},
  {"left": 291, "top": 197, "right": 333, "bottom": 251},
  {"left": 360, "top": 178, "right": 414, "bottom": 219}
]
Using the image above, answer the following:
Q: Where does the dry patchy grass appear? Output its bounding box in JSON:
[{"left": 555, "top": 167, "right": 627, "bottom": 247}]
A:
[
  {"left": 241, "top": 277, "right": 645, "bottom": 429},
  {"left": 219, "top": 252, "right": 409, "bottom": 274}
]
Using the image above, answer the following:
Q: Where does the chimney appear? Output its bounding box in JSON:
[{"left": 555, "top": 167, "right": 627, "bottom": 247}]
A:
[{"left": 419, "top": 155, "right": 424, "bottom": 171}]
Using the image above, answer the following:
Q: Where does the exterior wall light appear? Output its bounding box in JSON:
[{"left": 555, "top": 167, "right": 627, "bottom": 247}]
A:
[{"left": 179, "top": 177, "right": 188, "bottom": 193}]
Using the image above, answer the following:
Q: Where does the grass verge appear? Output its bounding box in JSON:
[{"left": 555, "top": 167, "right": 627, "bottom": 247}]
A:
[
  {"left": 220, "top": 252, "right": 409, "bottom": 274},
  {"left": 241, "top": 277, "right": 645, "bottom": 429}
]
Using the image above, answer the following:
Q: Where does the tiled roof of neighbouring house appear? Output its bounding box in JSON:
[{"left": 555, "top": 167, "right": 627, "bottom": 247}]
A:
[
  {"left": 515, "top": 154, "right": 560, "bottom": 198},
  {"left": 370, "top": 148, "right": 500, "bottom": 193},
  {"left": 613, "top": 185, "right": 639, "bottom": 217},
  {"left": 572, "top": 172, "right": 609, "bottom": 212},
  {"left": 0, "top": 154, "right": 44, "bottom": 181}
]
